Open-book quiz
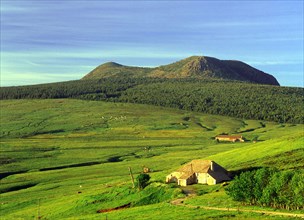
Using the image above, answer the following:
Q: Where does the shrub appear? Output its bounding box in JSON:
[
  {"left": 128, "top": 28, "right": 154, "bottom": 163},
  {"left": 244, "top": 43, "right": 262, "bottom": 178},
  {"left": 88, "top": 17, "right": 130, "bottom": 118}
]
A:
[
  {"left": 225, "top": 168, "right": 304, "bottom": 210},
  {"left": 136, "top": 174, "right": 150, "bottom": 190}
]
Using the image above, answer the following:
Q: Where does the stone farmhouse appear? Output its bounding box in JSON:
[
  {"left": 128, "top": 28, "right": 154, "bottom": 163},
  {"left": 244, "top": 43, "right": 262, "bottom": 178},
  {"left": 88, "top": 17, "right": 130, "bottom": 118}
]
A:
[
  {"left": 166, "top": 160, "right": 230, "bottom": 186},
  {"left": 215, "top": 135, "right": 244, "bottom": 142}
]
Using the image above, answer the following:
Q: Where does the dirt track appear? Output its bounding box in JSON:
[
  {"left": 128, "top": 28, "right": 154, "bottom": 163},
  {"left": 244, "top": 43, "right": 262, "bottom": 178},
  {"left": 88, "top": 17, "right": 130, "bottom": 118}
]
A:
[{"left": 171, "top": 197, "right": 304, "bottom": 219}]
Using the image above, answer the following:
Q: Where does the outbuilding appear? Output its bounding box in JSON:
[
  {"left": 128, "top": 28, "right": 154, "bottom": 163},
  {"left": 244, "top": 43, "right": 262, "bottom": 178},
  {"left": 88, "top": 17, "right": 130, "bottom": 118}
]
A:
[{"left": 215, "top": 135, "right": 244, "bottom": 142}]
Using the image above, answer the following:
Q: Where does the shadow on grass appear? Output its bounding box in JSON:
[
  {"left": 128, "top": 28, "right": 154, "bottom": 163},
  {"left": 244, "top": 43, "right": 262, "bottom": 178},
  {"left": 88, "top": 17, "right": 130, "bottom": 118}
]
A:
[
  {"left": 107, "top": 156, "right": 122, "bottom": 162},
  {"left": 0, "top": 170, "right": 28, "bottom": 180},
  {"left": 21, "top": 129, "right": 66, "bottom": 138},
  {"left": 0, "top": 183, "right": 37, "bottom": 193},
  {"left": 228, "top": 166, "right": 263, "bottom": 178},
  {"left": 39, "top": 161, "right": 102, "bottom": 171}
]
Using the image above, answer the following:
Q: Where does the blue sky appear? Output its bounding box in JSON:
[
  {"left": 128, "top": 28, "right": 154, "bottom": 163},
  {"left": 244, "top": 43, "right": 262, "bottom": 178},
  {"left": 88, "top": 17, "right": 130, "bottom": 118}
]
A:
[{"left": 1, "top": 0, "right": 303, "bottom": 87}]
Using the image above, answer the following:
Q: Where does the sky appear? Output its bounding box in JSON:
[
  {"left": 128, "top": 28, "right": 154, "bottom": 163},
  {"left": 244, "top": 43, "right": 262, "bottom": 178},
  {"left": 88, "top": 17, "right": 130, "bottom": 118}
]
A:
[{"left": 1, "top": 0, "right": 303, "bottom": 87}]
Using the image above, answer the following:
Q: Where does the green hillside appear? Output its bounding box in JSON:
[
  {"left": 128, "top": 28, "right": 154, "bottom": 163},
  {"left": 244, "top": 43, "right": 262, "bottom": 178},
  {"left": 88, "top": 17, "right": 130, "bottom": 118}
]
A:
[
  {"left": 1, "top": 78, "right": 303, "bottom": 123},
  {"left": 82, "top": 56, "right": 280, "bottom": 85},
  {"left": 0, "top": 99, "right": 303, "bottom": 219}
]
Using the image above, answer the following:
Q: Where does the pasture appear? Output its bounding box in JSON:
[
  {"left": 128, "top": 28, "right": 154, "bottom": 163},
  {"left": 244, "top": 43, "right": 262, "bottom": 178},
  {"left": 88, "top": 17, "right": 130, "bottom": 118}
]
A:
[{"left": 0, "top": 99, "right": 303, "bottom": 219}]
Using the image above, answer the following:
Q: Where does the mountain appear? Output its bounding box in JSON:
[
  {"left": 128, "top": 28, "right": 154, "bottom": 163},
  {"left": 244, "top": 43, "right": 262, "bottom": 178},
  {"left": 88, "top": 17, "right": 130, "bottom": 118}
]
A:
[
  {"left": 82, "top": 62, "right": 153, "bottom": 79},
  {"left": 82, "top": 56, "right": 280, "bottom": 86}
]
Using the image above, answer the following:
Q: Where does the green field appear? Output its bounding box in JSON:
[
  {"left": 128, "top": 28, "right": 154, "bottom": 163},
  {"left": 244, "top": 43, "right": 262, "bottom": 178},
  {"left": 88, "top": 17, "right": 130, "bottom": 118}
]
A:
[{"left": 0, "top": 99, "right": 303, "bottom": 219}]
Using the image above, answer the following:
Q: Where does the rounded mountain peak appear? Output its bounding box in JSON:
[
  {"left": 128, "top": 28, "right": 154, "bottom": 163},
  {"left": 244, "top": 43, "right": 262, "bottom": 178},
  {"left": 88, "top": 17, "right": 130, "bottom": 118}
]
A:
[
  {"left": 100, "top": 62, "right": 123, "bottom": 68},
  {"left": 182, "top": 56, "right": 222, "bottom": 74}
]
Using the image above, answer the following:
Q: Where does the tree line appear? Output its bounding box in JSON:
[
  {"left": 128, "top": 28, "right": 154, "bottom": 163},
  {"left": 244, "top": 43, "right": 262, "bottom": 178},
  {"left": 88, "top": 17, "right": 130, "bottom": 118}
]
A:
[
  {"left": 1, "top": 77, "right": 303, "bottom": 123},
  {"left": 226, "top": 168, "right": 304, "bottom": 210},
  {"left": 0, "top": 78, "right": 144, "bottom": 100},
  {"left": 118, "top": 81, "right": 303, "bottom": 124}
]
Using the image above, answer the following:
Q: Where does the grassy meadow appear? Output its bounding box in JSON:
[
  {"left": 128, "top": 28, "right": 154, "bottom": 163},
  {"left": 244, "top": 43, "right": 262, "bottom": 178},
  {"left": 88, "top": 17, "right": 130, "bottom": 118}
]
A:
[{"left": 0, "top": 99, "right": 303, "bottom": 219}]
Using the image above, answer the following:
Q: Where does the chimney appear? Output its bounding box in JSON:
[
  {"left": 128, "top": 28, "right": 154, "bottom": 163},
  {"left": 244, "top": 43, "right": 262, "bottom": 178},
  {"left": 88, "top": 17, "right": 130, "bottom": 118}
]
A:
[{"left": 210, "top": 161, "right": 214, "bottom": 171}]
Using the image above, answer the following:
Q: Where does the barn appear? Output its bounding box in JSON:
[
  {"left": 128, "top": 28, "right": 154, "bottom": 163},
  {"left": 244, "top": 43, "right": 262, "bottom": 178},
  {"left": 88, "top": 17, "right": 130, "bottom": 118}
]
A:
[{"left": 215, "top": 135, "right": 244, "bottom": 142}]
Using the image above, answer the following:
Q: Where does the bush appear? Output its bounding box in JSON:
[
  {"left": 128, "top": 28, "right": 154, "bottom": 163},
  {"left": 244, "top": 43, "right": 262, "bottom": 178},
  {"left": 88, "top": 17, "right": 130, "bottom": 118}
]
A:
[{"left": 136, "top": 174, "right": 150, "bottom": 190}]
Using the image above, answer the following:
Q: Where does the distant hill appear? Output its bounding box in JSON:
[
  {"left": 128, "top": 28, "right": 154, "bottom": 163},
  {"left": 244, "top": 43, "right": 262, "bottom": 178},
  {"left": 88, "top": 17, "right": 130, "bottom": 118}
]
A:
[{"left": 82, "top": 56, "right": 280, "bottom": 86}]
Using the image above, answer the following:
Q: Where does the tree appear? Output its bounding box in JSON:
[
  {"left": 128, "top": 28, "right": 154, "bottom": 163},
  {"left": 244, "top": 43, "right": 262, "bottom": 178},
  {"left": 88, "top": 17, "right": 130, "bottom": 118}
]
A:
[
  {"left": 136, "top": 174, "right": 150, "bottom": 190},
  {"left": 226, "top": 171, "right": 256, "bottom": 204},
  {"left": 290, "top": 172, "right": 304, "bottom": 210},
  {"left": 253, "top": 167, "right": 277, "bottom": 205}
]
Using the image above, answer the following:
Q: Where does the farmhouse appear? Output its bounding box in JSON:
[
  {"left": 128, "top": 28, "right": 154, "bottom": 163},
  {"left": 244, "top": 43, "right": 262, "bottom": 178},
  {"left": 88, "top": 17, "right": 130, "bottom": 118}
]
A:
[
  {"left": 166, "top": 160, "right": 230, "bottom": 186},
  {"left": 215, "top": 135, "right": 244, "bottom": 142}
]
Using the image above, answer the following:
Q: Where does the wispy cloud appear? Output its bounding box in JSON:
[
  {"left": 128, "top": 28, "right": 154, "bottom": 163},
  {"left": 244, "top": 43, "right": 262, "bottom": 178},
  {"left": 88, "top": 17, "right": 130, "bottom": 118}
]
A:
[
  {"left": 0, "top": 4, "right": 29, "bottom": 13},
  {"left": 1, "top": 48, "right": 193, "bottom": 61},
  {"left": 0, "top": 72, "right": 81, "bottom": 87}
]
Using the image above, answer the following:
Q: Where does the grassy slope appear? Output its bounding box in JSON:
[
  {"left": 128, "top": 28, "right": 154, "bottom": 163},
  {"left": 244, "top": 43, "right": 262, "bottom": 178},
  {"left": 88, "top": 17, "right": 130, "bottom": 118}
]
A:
[{"left": 0, "top": 99, "right": 303, "bottom": 219}]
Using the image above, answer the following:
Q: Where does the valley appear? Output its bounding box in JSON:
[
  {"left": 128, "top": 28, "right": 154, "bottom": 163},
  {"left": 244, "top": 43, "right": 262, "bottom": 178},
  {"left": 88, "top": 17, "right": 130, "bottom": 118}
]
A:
[{"left": 0, "top": 99, "right": 303, "bottom": 219}]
